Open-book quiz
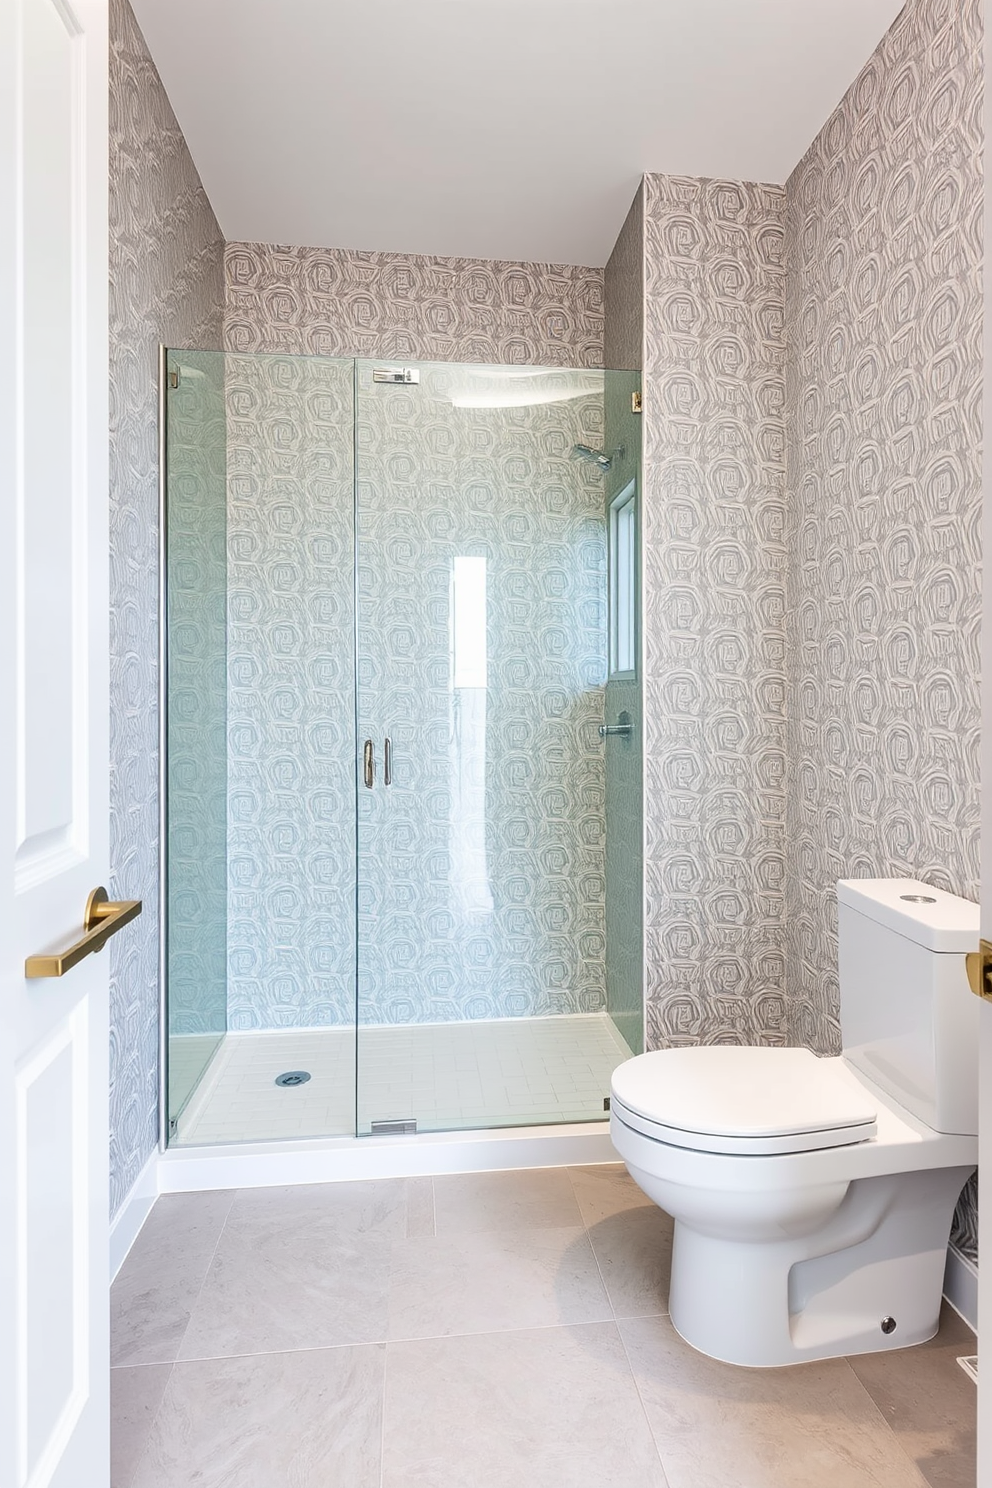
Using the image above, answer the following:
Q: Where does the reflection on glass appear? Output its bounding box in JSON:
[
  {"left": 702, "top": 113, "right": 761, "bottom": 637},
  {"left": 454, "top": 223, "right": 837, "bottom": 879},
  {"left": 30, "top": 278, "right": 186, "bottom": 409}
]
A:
[{"left": 450, "top": 555, "right": 493, "bottom": 921}]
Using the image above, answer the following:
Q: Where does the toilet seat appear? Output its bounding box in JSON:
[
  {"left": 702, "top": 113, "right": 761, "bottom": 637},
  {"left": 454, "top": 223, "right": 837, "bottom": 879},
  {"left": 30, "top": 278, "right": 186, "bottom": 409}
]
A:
[{"left": 611, "top": 1047, "right": 878, "bottom": 1156}]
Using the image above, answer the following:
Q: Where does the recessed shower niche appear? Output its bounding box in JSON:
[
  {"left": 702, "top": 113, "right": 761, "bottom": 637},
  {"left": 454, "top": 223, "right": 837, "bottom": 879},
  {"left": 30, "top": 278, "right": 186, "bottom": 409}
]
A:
[{"left": 163, "top": 350, "right": 642, "bottom": 1146}]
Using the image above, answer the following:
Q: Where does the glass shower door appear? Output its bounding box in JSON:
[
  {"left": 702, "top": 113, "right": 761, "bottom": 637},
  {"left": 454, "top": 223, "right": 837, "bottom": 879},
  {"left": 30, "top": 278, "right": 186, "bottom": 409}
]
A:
[
  {"left": 354, "top": 359, "right": 623, "bottom": 1135},
  {"left": 165, "top": 349, "right": 359, "bottom": 1145}
]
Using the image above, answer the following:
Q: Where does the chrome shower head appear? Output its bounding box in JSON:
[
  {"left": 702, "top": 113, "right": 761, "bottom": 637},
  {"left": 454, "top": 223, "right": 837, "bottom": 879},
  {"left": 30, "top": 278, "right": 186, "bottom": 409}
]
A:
[{"left": 571, "top": 443, "right": 622, "bottom": 471}]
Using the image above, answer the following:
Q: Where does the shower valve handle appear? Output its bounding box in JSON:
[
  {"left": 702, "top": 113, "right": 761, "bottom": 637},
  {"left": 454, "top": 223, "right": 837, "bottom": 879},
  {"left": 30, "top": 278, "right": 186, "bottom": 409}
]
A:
[{"left": 599, "top": 711, "right": 633, "bottom": 740}]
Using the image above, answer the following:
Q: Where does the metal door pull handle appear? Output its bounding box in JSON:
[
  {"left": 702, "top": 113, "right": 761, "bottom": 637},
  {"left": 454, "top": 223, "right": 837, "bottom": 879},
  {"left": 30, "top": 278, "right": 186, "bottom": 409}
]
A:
[
  {"left": 384, "top": 736, "right": 392, "bottom": 786},
  {"left": 363, "top": 738, "right": 375, "bottom": 788},
  {"left": 25, "top": 887, "right": 143, "bottom": 979}
]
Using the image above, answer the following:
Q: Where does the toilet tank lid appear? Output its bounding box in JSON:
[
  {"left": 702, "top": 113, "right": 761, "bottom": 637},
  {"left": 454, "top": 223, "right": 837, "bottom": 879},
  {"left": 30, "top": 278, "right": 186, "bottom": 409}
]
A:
[{"left": 837, "top": 878, "right": 978, "bottom": 953}]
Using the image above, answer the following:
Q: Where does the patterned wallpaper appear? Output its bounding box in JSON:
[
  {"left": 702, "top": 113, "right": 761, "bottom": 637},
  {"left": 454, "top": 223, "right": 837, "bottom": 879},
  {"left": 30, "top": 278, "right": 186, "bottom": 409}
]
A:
[
  {"left": 640, "top": 175, "right": 789, "bottom": 1053},
  {"left": 604, "top": 189, "right": 644, "bottom": 373},
  {"left": 355, "top": 365, "right": 609, "bottom": 1027},
  {"left": 109, "top": 0, "right": 225, "bottom": 1217},
  {"left": 221, "top": 356, "right": 610, "bottom": 1029},
  {"left": 225, "top": 353, "right": 357, "bottom": 1029},
  {"left": 165, "top": 349, "right": 229, "bottom": 1043},
  {"left": 224, "top": 243, "right": 604, "bottom": 368},
  {"left": 784, "top": 0, "right": 982, "bottom": 1257}
]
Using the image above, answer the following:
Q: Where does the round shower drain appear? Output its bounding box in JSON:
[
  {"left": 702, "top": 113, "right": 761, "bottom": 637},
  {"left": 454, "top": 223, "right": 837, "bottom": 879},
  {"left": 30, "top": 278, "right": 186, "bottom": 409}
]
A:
[{"left": 275, "top": 1070, "right": 311, "bottom": 1087}]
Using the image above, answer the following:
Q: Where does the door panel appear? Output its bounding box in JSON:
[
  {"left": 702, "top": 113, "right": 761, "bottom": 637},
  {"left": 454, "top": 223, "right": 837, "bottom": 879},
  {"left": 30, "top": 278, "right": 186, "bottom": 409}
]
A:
[
  {"left": 0, "top": 2, "right": 111, "bottom": 1485},
  {"left": 354, "top": 360, "right": 614, "bottom": 1135}
]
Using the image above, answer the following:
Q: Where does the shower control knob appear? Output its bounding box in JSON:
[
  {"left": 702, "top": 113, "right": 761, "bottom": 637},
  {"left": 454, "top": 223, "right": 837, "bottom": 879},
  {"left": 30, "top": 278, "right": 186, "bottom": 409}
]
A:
[{"left": 599, "top": 711, "right": 633, "bottom": 741}]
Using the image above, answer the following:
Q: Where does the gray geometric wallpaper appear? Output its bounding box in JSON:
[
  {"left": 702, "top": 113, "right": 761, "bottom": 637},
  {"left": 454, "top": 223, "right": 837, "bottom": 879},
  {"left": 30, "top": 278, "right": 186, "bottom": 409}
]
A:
[
  {"left": 784, "top": 0, "right": 982, "bottom": 1258},
  {"left": 109, "top": 0, "right": 225, "bottom": 1217},
  {"left": 220, "top": 355, "right": 611, "bottom": 1031},
  {"left": 225, "top": 353, "right": 357, "bottom": 1030},
  {"left": 354, "top": 365, "right": 610, "bottom": 1028},
  {"left": 164, "top": 349, "right": 228, "bottom": 1045},
  {"left": 224, "top": 242, "right": 604, "bottom": 368},
  {"left": 640, "top": 175, "right": 789, "bottom": 1054}
]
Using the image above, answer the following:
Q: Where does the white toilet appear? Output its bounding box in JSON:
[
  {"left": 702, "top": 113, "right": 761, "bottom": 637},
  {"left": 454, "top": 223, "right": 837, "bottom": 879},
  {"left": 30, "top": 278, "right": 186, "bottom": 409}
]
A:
[{"left": 610, "top": 878, "right": 979, "bottom": 1367}]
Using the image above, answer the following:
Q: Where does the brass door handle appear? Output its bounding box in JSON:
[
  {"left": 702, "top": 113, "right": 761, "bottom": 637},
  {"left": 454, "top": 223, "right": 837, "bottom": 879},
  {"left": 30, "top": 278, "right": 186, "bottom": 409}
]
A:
[
  {"left": 966, "top": 939, "right": 992, "bottom": 1002},
  {"left": 25, "top": 887, "right": 143, "bottom": 979}
]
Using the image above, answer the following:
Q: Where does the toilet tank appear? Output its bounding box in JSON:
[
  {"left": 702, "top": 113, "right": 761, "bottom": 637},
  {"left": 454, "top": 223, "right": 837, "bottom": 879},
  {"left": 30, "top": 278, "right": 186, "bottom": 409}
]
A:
[{"left": 838, "top": 878, "right": 979, "bottom": 1135}]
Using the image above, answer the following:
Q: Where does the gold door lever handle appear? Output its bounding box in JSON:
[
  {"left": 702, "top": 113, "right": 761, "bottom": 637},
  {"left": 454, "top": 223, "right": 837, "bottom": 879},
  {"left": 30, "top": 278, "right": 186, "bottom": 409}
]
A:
[
  {"left": 25, "top": 887, "right": 143, "bottom": 979},
  {"left": 966, "top": 939, "right": 992, "bottom": 1003}
]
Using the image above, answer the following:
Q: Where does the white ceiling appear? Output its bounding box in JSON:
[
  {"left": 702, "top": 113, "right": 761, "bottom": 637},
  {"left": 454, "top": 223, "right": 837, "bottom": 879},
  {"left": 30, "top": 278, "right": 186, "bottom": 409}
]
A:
[{"left": 130, "top": 0, "right": 904, "bottom": 268}]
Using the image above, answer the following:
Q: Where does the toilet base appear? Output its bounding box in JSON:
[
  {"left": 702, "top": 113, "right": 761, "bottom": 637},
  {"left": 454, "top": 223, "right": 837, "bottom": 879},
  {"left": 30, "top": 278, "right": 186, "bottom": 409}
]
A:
[{"left": 659, "top": 1164, "right": 974, "bottom": 1367}]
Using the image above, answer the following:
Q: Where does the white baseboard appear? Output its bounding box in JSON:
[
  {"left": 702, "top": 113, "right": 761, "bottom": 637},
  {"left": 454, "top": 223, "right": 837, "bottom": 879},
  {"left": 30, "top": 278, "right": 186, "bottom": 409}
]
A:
[
  {"left": 158, "top": 1121, "right": 617, "bottom": 1194},
  {"left": 110, "top": 1147, "right": 160, "bottom": 1281},
  {"left": 943, "top": 1242, "right": 978, "bottom": 1334}
]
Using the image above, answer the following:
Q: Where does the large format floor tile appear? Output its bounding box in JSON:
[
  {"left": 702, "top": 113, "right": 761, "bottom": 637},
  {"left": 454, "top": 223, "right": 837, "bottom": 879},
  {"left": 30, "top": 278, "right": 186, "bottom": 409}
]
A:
[
  {"left": 386, "top": 1225, "right": 611, "bottom": 1339},
  {"left": 568, "top": 1162, "right": 655, "bottom": 1225},
  {"left": 129, "top": 1345, "right": 384, "bottom": 1488},
  {"left": 111, "top": 1174, "right": 976, "bottom": 1488},
  {"left": 569, "top": 1162, "right": 673, "bottom": 1317},
  {"left": 847, "top": 1304, "right": 977, "bottom": 1488},
  {"left": 111, "top": 1191, "right": 235, "bottom": 1366},
  {"left": 432, "top": 1166, "right": 584, "bottom": 1234},
  {"left": 178, "top": 1183, "right": 405, "bottom": 1357},
  {"left": 111, "top": 1365, "right": 172, "bottom": 1488},
  {"left": 620, "top": 1312, "right": 931, "bottom": 1488},
  {"left": 381, "top": 1322, "right": 669, "bottom": 1488}
]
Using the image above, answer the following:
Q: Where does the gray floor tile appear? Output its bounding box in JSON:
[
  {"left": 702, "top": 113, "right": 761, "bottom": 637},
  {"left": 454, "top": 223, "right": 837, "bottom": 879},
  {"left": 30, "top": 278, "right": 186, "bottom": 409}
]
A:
[
  {"left": 620, "top": 1313, "right": 930, "bottom": 1488},
  {"left": 111, "top": 1192, "right": 236, "bottom": 1366},
  {"left": 569, "top": 1163, "right": 655, "bottom": 1225},
  {"left": 226, "top": 1177, "right": 418, "bottom": 1239},
  {"left": 382, "top": 1322, "right": 668, "bottom": 1488},
  {"left": 587, "top": 1204, "right": 673, "bottom": 1318},
  {"left": 130, "top": 1345, "right": 384, "bottom": 1488},
  {"left": 387, "top": 1225, "right": 612, "bottom": 1340},
  {"left": 847, "top": 1304, "right": 977, "bottom": 1488},
  {"left": 432, "top": 1166, "right": 584, "bottom": 1234},
  {"left": 404, "top": 1176, "right": 435, "bottom": 1237},
  {"left": 178, "top": 1195, "right": 392, "bottom": 1357},
  {"left": 132, "top": 1191, "right": 236, "bottom": 1260},
  {"left": 111, "top": 1365, "right": 172, "bottom": 1488}
]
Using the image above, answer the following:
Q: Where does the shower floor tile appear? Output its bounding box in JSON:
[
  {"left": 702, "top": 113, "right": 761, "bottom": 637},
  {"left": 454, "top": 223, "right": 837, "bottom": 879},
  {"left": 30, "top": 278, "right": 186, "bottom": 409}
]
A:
[{"left": 173, "top": 1014, "right": 631, "bottom": 1145}]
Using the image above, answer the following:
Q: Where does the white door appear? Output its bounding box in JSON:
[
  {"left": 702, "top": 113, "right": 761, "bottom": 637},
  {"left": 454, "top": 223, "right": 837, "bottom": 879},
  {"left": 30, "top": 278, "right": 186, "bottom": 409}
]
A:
[
  {"left": 0, "top": 1, "right": 112, "bottom": 1486},
  {"left": 981, "top": 12, "right": 992, "bottom": 1484}
]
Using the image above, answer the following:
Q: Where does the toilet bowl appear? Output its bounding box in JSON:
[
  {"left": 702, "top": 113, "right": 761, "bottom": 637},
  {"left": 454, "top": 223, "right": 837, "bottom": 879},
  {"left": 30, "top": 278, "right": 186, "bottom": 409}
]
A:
[{"left": 610, "top": 879, "right": 980, "bottom": 1368}]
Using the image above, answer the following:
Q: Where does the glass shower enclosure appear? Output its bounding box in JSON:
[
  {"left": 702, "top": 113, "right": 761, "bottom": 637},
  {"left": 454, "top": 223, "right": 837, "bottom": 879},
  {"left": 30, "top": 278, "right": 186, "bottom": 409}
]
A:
[{"left": 163, "top": 351, "right": 642, "bottom": 1146}]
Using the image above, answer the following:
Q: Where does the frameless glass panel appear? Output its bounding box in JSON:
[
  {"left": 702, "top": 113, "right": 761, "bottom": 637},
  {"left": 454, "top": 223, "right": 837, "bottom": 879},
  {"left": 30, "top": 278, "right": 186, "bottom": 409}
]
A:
[
  {"left": 602, "top": 370, "right": 643, "bottom": 1056},
  {"left": 165, "top": 349, "right": 228, "bottom": 1135},
  {"left": 355, "top": 360, "right": 633, "bottom": 1135},
  {"left": 166, "top": 350, "right": 358, "bottom": 1145}
]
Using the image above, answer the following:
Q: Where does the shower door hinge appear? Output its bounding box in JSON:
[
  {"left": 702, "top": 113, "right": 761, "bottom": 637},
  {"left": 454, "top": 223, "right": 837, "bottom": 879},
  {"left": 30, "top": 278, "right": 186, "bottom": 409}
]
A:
[
  {"left": 373, "top": 367, "right": 420, "bottom": 385},
  {"left": 631, "top": 390, "right": 642, "bottom": 414},
  {"left": 168, "top": 368, "right": 179, "bottom": 389}
]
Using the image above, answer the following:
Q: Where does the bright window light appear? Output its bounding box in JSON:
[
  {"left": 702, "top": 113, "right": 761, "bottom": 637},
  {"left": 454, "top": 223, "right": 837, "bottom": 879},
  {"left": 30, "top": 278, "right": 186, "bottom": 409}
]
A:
[{"left": 610, "top": 483, "right": 637, "bottom": 678}]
